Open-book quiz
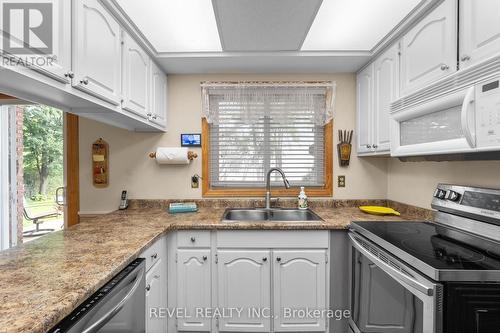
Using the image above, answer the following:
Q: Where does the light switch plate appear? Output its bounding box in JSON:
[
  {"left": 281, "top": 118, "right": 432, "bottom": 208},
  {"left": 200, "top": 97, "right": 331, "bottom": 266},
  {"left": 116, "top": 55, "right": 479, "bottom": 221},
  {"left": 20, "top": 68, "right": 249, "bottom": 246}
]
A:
[{"left": 338, "top": 176, "right": 346, "bottom": 188}]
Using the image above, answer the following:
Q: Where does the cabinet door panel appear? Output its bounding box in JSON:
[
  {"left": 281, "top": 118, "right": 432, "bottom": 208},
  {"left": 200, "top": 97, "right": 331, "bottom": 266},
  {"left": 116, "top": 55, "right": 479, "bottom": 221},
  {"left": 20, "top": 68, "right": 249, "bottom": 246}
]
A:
[
  {"left": 374, "top": 43, "right": 399, "bottom": 153},
  {"left": 0, "top": 0, "right": 71, "bottom": 82},
  {"left": 177, "top": 249, "right": 211, "bottom": 332},
  {"left": 357, "top": 64, "right": 374, "bottom": 154},
  {"left": 73, "top": 0, "right": 121, "bottom": 105},
  {"left": 150, "top": 61, "right": 167, "bottom": 127},
  {"left": 122, "top": 32, "right": 149, "bottom": 118},
  {"left": 460, "top": 0, "right": 500, "bottom": 68},
  {"left": 273, "top": 250, "right": 327, "bottom": 332},
  {"left": 400, "top": 0, "right": 457, "bottom": 96},
  {"left": 146, "top": 259, "right": 167, "bottom": 333},
  {"left": 217, "top": 250, "right": 271, "bottom": 332}
]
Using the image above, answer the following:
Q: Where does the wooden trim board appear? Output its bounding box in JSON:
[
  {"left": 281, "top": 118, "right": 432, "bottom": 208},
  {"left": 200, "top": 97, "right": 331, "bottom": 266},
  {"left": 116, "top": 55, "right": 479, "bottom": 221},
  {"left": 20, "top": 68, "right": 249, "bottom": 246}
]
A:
[{"left": 65, "top": 113, "right": 80, "bottom": 227}]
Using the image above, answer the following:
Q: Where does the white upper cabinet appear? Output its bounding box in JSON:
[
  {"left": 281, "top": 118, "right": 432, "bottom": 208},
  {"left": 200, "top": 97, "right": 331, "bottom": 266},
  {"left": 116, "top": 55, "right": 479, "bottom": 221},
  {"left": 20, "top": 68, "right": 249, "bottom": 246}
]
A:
[
  {"left": 0, "top": 0, "right": 72, "bottom": 83},
  {"left": 373, "top": 43, "right": 399, "bottom": 153},
  {"left": 460, "top": 0, "right": 500, "bottom": 69},
  {"left": 150, "top": 61, "right": 168, "bottom": 127},
  {"left": 273, "top": 250, "right": 327, "bottom": 332},
  {"left": 176, "top": 249, "right": 211, "bottom": 332},
  {"left": 217, "top": 250, "right": 272, "bottom": 332},
  {"left": 400, "top": 0, "right": 457, "bottom": 96},
  {"left": 122, "top": 31, "right": 150, "bottom": 118},
  {"left": 73, "top": 0, "right": 122, "bottom": 105},
  {"left": 356, "top": 64, "right": 374, "bottom": 154}
]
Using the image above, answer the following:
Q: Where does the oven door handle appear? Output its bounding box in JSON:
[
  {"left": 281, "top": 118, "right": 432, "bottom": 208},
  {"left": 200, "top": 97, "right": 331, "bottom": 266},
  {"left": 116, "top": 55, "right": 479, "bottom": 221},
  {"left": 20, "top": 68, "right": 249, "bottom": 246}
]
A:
[
  {"left": 81, "top": 268, "right": 145, "bottom": 333},
  {"left": 349, "top": 233, "right": 434, "bottom": 296}
]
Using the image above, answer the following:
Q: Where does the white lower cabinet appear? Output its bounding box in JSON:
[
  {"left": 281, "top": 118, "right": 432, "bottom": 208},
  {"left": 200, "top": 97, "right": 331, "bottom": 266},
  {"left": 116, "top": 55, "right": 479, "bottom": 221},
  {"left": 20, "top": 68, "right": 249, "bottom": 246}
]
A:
[
  {"left": 217, "top": 250, "right": 271, "bottom": 332},
  {"left": 177, "top": 249, "right": 212, "bottom": 332},
  {"left": 146, "top": 259, "right": 167, "bottom": 333},
  {"left": 169, "top": 230, "right": 329, "bottom": 333},
  {"left": 273, "top": 250, "right": 327, "bottom": 332},
  {"left": 141, "top": 236, "right": 167, "bottom": 333}
]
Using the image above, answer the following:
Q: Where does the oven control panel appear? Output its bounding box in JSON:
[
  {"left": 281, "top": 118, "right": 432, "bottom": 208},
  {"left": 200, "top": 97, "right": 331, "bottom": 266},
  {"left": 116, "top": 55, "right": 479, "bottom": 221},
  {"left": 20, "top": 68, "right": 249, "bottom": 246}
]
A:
[
  {"left": 476, "top": 77, "right": 500, "bottom": 148},
  {"left": 432, "top": 184, "right": 500, "bottom": 224}
]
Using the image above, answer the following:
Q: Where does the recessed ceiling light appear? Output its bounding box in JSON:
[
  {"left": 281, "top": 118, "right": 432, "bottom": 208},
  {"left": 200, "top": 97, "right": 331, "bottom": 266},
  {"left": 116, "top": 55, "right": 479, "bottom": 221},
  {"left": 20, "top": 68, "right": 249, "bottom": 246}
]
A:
[
  {"left": 116, "top": 0, "right": 222, "bottom": 53},
  {"left": 302, "top": 0, "right": 422, "bottom": 51}
]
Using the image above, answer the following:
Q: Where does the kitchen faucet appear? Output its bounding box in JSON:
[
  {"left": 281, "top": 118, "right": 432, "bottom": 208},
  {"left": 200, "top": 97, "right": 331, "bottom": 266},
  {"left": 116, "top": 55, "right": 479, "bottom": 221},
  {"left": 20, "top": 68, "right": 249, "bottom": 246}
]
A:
[{"left": 265, "top": 168, "right": 291, "bottom": 209}]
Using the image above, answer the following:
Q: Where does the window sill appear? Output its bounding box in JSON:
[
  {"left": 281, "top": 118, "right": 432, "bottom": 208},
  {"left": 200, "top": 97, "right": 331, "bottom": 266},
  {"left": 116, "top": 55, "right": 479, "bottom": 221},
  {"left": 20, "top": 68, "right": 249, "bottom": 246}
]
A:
[{"left": 202, "top": 187, "right": 333, "bottom": 198}]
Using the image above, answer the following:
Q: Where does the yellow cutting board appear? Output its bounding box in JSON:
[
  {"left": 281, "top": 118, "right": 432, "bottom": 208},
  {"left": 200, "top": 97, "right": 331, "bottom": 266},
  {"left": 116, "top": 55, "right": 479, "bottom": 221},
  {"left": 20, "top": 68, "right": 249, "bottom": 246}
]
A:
[{"left": 359, "top": 206, "right": 401, "bottom": 216}]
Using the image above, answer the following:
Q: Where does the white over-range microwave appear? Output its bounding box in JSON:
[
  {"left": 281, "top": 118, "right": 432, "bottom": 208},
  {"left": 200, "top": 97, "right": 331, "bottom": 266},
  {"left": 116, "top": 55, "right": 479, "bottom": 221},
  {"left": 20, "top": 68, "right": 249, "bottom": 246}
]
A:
[{"left": 390, "top": 77, "right": 500, "bottom": 157}]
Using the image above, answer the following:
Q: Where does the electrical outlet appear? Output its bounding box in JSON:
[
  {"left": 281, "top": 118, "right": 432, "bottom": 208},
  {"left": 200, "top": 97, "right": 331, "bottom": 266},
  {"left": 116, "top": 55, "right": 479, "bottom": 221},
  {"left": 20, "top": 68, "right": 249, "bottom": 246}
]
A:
[
  {"left": 191, "top": 175, "right": 199, "bottom": 188},
  {"left": 338, "top": 175, "right": 346, "bottom": 188}
]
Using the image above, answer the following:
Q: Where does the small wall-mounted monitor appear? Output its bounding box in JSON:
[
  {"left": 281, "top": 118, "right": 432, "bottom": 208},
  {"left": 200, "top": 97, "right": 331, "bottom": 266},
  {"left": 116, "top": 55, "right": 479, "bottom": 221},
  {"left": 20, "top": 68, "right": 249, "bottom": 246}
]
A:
[{"left": 181, "top": 134, "right": 201, "bottom": 147}]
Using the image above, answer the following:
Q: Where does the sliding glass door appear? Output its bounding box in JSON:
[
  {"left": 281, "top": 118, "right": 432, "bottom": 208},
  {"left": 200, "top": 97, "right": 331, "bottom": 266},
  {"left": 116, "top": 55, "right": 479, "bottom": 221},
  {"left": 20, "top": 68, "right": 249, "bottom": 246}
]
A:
[{"left": 0, "top": 103, "right": 68, "bottom": 248}]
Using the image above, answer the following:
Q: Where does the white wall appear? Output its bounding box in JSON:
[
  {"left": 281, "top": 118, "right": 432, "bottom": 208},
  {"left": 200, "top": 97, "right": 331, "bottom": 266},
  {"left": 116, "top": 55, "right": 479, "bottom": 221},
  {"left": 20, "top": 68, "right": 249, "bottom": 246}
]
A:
[
  {"left": 79, "top": 74, "right": 388, "bottom": 214},
  {"left": 387, "top": 159, "right": 500, "bottom": 209}
]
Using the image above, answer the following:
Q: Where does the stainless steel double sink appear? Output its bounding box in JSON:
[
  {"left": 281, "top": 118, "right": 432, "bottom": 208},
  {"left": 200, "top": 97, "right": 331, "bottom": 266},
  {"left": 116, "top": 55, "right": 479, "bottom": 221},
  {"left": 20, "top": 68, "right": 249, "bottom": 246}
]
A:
[{"left": 221, "top": 208, "right": 324, "bottom": 223}]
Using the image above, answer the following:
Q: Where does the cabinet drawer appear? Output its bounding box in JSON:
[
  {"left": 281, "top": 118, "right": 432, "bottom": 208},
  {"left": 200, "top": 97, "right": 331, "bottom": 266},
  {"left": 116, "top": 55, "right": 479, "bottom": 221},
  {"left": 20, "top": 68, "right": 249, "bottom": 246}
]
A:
[
  {"left": 217, "top": 230, "right": 329, "bottom": 248},
  {"left": 141, "top": 237, "right": 166, "bottom": 272},
  {"left": 177, "top": 231, "right": 211, "bottom": 248}
]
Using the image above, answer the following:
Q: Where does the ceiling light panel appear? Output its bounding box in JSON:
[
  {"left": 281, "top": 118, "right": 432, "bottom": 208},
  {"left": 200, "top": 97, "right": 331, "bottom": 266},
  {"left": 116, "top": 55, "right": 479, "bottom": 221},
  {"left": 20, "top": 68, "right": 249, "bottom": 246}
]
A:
[
  {"left": 213, "top": 0, "right": 323, "bottom": 51},
  {"left": 116, "top": 0, "right": 222, "bottom": 52},
  {"left": 302, "top": 0, "right": 422, "bottom": 51}
]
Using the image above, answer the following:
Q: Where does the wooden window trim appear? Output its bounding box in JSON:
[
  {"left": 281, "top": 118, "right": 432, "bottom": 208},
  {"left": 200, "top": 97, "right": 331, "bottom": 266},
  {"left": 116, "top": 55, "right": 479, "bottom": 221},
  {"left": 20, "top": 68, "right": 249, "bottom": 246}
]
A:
[
  {"left": 65, "top": 113, "right": 80, "bottom": 226},
  {"left": 202, "top": 118, "right": 333, "bottom": 197}
]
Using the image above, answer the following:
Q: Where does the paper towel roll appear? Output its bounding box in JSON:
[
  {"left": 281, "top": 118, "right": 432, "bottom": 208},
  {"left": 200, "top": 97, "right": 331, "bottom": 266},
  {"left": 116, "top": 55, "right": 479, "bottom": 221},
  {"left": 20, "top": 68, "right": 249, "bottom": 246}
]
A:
[{"left": 155, "top": 147, "right": 190, "bottom": 165}]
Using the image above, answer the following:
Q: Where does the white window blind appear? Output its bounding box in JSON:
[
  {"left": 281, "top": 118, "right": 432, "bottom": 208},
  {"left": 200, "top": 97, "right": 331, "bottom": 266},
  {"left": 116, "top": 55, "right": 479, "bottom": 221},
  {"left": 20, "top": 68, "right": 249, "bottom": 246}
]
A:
[{"left": 205, "top": 84, "right": 332, "bottom": 188}]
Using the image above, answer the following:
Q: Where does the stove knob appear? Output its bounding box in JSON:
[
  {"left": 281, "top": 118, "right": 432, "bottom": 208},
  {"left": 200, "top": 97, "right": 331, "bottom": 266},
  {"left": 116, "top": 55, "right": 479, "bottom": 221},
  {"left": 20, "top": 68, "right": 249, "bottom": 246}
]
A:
[
  {"left": 446, "top": 190, "right": 461, "bottom": 202},
  {"left": 434, "top": 189, "right": 447, "bottom": 199}
]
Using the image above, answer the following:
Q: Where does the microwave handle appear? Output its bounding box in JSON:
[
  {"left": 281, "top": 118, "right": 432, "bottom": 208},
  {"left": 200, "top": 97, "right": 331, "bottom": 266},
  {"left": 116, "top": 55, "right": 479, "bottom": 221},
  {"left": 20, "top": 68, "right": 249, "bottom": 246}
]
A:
[
  {"left": 461, "top": 86, "right": 476, "bottom": 148},
  {"left": 81, "top": 267, "right": 144, "bottom": 333},
  {"left": 348, "top": 233, "right": 434, "bottom": 296}
]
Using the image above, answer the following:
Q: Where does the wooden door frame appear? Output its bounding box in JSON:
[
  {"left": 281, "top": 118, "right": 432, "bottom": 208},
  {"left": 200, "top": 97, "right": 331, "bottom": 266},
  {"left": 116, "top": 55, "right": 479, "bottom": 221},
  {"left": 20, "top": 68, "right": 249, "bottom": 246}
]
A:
[{"left": 65, "top": 113, "right": 80, "bottom": 227}]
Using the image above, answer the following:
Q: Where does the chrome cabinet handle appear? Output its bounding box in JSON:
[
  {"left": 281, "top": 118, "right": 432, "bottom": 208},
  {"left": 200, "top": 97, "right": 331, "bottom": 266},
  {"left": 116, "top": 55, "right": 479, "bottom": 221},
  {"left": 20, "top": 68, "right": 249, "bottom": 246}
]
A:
[
  {"left": 440, "top": 64, "right": 450, "bottom": 71},
  {"left": 373, "top": 144, "right": 378, "bottom": 149},
  {"left": 145, "top": 284, "right": 151, "bottom": 292},
  {"left": 202, "top": 256, "right": 208, "bottom": 261},
  {"left": 262, "top": 257, "right": 267, "bottom": 262},
  {"left": 461, "top": 55, "right": 471, "bottom": 62},
  {"left": 80, "top": 78, "right": 89, "bottom": 85},
  {"left": 151, "top": 253, "right": 158, "bottom": 259},
  {"left": 153, "top": 114, "right": 158, "bottom": 120},
  {"left": 366, "top": 144, "right": 372, "bottom": 149},
  {"left": 276, "top": 257, "right": 282, "bottom": 262},
  {"left": 64, "top": 71, "right": 74, "bottom": 79},
  {"left": 190, "top": 237, "right": 196, "bottom": 242}
]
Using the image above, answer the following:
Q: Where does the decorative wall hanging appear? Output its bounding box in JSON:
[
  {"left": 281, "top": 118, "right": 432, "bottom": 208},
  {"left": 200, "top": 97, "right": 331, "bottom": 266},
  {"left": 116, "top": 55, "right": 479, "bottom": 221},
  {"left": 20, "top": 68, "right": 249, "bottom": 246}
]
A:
[
  {"left": 337, "top": 130, "right": 353, "bottom": 167},
  {"left": 92, "top": 138, "right": 109, "bottom": 188}
]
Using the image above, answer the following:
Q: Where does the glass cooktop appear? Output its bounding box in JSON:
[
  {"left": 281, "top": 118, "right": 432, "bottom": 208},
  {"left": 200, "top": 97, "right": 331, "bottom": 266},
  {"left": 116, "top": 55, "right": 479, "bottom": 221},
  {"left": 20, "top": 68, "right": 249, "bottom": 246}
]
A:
[{"left": 351, "top": 221, "right": 500, "bottom": 272}]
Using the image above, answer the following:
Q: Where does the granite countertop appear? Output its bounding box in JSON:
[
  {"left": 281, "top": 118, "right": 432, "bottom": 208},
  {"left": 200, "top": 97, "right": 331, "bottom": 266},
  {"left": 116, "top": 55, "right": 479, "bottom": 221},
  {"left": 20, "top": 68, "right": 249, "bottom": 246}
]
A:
[{"left": 0, "top": 200, "right": 432, "bottom": 333}]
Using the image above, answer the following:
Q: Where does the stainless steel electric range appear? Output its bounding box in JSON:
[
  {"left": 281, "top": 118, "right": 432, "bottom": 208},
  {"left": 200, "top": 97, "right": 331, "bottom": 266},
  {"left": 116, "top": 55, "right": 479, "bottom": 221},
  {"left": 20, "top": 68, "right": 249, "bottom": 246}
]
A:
[{"left": 349, "top": 184, "right": 500, "bottom": 333}]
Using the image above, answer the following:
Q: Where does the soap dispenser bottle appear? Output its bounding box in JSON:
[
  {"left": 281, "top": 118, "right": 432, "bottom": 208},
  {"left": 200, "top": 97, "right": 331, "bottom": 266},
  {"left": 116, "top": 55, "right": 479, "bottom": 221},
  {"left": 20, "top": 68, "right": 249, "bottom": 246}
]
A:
[{"left": 298, "top": 186, "right": 308, "bottom": 210}]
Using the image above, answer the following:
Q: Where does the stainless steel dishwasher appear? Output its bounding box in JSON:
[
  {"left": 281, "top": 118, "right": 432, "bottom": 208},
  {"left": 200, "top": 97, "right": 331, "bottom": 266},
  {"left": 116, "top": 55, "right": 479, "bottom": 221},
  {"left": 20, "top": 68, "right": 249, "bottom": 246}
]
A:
[{"left": 48, "top": 258, "right": 146, "bottom": 333}]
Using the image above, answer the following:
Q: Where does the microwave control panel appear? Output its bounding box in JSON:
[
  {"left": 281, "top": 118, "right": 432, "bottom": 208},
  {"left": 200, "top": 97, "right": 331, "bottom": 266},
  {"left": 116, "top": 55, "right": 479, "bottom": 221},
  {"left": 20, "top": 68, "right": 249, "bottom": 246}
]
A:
[{"left": 476, "top": 78, "right": 500, "bottom": 147}]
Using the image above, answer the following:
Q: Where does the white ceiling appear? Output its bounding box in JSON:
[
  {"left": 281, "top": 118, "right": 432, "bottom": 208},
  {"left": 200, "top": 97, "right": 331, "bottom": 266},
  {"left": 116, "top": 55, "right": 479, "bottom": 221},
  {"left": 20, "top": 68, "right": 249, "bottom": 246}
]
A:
[{"left": 115, "top": 0, "right": 423, "bottom": 73}]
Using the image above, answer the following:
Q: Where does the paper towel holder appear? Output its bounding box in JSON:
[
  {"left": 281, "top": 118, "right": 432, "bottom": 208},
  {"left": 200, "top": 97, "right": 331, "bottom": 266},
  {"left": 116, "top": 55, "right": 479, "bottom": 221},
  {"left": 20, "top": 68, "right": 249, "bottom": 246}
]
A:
[{"left": 149, "top": 151, "right": 198, "bottom": 161}]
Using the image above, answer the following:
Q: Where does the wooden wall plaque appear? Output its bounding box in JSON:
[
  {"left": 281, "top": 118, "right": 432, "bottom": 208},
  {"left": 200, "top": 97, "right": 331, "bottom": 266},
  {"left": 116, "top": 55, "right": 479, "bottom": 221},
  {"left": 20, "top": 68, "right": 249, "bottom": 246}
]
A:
[{"left": 92, "top": 138, "right": 109, "bottom": 188}]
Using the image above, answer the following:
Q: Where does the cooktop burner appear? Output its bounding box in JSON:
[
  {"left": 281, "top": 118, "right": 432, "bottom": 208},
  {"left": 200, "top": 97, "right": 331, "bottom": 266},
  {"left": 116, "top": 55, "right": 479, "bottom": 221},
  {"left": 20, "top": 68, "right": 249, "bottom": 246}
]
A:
[{"left": 351, "top": 221, "right": 500, "bottom": 272}]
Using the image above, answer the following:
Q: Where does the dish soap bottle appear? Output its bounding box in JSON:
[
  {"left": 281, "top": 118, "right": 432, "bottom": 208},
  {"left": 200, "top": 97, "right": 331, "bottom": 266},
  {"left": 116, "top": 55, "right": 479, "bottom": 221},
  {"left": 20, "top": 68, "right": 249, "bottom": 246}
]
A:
[{"left": 298, "top": 187, "right": 308, "bottom": 210}]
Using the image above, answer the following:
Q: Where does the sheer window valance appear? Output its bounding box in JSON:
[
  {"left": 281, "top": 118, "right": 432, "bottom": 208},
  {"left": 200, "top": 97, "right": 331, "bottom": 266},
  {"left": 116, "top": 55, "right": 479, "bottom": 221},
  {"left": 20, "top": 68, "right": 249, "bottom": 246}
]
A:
[{"left": 201, "top": 81, "right": 336, "bottom": 126}]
